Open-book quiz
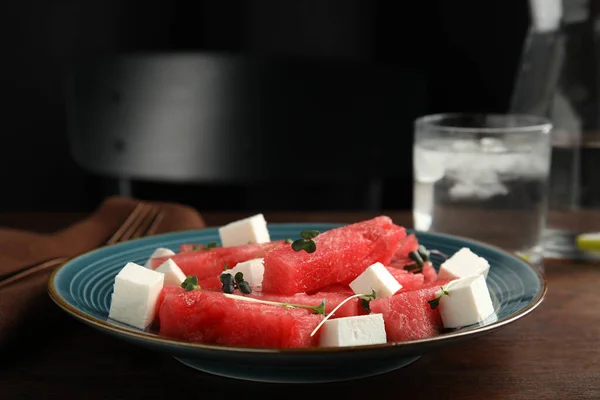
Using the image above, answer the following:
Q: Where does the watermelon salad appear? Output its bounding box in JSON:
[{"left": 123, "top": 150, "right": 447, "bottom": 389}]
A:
[{"left": 107, "top": 214, "right": 497, "bottom": 349}]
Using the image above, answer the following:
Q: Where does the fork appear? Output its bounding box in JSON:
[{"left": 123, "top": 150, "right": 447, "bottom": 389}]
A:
[{"left": 0, "top": 203, "right": 163, "bottom": 289}]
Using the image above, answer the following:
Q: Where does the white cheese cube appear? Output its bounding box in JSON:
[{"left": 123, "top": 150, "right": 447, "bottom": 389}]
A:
[
  {"left": 108, "top": 262, "right": 164, "bottom": 329},
  {"left": 154, "top": 259, "right": 186, "bottom": 287},
  {"left": 437, "top": 274, "right": 495, "bottom": 329},
  {"left": 218, "top": 214, "right": 270, "bottom": 247},
  {"left": 320, "top": 314, "right": 387, "bottom": 347},
  {"left": 221, "top": 258, "right": 265, "bottom": 286},
  {"left": 144, "top": 247, "right": 175, "bottom": 268},
  {"left": 438, "top": 247, "right": 490, "bottom": 280},
  {"left": 349, "top": 262, "right": 402, "bottom": 298}
]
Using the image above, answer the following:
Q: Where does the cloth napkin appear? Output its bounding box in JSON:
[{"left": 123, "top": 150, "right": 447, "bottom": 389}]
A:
[{"left": 0, "top": 196, "right": 206, "bottom": 349}]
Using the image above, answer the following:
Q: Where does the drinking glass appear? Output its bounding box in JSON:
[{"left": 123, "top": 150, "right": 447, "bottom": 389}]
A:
[{"left": 413, "top": 113, "right": 552, "bottom": 264}]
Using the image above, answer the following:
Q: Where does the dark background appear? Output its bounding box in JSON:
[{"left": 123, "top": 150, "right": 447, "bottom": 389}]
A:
[{"left": 1, "top": 0, "right": 529, "bottom": 212}]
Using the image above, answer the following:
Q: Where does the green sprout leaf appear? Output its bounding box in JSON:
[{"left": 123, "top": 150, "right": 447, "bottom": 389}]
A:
[
  {"left": 234, "top": 272, "right": 244, "bottom": 284},
  {"left": 403, "top": 263, "right": 422, "bottom": 274},
  {"left": 359, "top": 289, "right": 377, "bottom": 313},
  {"left": 220, "top": 273, "right": 235, "bottom": 293},
  {"left": 300, "top": 230, "right": 320, "bottom": 240},
  {"left": 428, "top": 287, "right": 449, "bottom": 310},
  {"left": 220, "top": 271, "right": 252, "bottom": 294},
  {"left": 409, "top": 250, "right": 424, "bottom": 267},
  {"left": 359, "top": 289, "right": 377, "bottom": 314},
  {"left": 428, "top": 297, "right": 441, "bottom": 310},
  {"left": 417, "top": 245, "right": 430, "bottom": 262},
  {"left": 191, "top": 244, "right": 203, "bottom": 251},
  {"left": 282, "top": 299, "right": 326, "bottom": 314},
  {"left": 223, "top": 262, "right": 229, "bottom": 271},
  {"left": 238, "top": 281, "right": 252, "bottom": 294},
  {"left": 291, "top": 230, "right": 320, "bottom": 253},
  {"left": 360, "top": 298, "right": 371, "bottom": 313},
  {"left": 303, "top": 240, "right": 317, "bottom": 253},
  {"left": 284, "top": 238, "right": 293, "bottom": 244},
  {"left": 291, "top": 239, "right": 307, "bottom": 252},
  {"left": 222, "top": 283, "right": 235, "bottom": 294},
  {"left": 181, "top": 276, "right": 201, "bottom": 291},
  {"left": 203, "top": 242, "right": 219, "bottom": 250},
  {"left": 220, "top": 273, "right": 233, "bottom": 285},
  {"left": 311, "top": 299, "right": 326, "bottom": 315}
]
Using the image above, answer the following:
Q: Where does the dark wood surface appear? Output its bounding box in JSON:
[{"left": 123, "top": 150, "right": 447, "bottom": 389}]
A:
[{"left": 1, "top": 211, "right": 599, "bottom": 400}]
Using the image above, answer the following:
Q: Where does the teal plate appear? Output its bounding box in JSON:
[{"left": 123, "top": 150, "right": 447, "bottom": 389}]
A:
[{"left": 48, "top": 223, "right": 546, "bottom": 383}]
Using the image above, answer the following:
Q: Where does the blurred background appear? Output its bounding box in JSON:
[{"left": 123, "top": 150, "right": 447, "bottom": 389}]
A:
[{"left": 1, "top": 0, "right": 529, "bottom": 212}]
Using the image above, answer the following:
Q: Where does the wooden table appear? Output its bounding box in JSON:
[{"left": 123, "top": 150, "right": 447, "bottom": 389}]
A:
[{"left": 0, "top": 211, "right": 599, "bottom": 400}]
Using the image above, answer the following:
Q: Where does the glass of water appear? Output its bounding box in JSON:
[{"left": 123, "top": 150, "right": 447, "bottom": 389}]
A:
[{"left": 413, "top": 114, "right": 552, "bottom": 264}]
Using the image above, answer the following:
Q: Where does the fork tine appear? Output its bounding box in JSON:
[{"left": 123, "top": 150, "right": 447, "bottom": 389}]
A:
[
  {"left": 105, "top": 203, "right": 146, "bottom": 245},
  {"left": 117, "top": 204, "right": 154, "bottom": 243},
  {"left": 130, "top": 206, "right": 162, "bottom": 239},
  {"left": 145, "top": 210, "right": 164, "bottom": 236}
]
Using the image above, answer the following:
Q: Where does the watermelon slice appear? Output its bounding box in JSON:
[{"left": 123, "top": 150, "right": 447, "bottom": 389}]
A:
[
  {"left": 394, "top": 233, "right": 419, "bottom": 260},
  {"left": 158, "top": 290, "right": 322, "bottom": 348},
  {"left": 421, "top": 262, "right": 438, "bottom": 283},
  {"left": 368, "top": 278, "right": 454, "bottom": 342},
  {"left": 150, "top": 241, "right": 284, "bottom": 280},
  {"left": 307, "top": 283, "right": 354, "bottom": 295},
  {"left": 385, "top": 266, "right": 425, "bottom": 292},
  {"left": 153, "top": 286, "right": 184, "bottom": 327},
  {"left": 197, "top": 276, "right": 223, "bottom": 291},
  {"left": 262, "top": 216, "right": 406, "bottom": 295}
]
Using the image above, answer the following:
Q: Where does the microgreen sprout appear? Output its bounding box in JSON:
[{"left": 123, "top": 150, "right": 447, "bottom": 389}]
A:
[
  {"left": 220, "top": 271, "right": 252, "bottom": 294},
  {"left": 428, "top": 287, "right": 450, "bottom": 310},
  {"left": 404, "top": 245, "right": 447, "bottom": 274},
  {"left": 409, "top": 250, "right": 424, "bottom": 267},
  {"left": 310, "top": 289, "right": 377, "bottom": 337},
  {"left": 204, "top": 242, "right": 219, "bottom": 250},
  {"left": 417, "top": 245, "right": 430, "bottom": 262},
  {"left": 291, "top": 230, "right": 320, "bottom": 253},
  {"left": 281, "top": 299, "right": 326, "bottom": 315},
  {"left": 181, "top": 276, "right": 201, "bottom": 291},
  {"left": 359, "top": 289, "right": 377, "bottom": 314},
  {"left": 403, "top": 262, "right": 422, "bottom": 274}
]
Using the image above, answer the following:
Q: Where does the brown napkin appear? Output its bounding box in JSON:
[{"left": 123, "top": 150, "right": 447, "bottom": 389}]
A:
[{"left": 0, "top": 196, "right": 206, "bottom": 348}]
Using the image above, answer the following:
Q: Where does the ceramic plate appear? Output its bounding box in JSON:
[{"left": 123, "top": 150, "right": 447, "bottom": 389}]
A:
[{"left": 48, "top": 223, "right": 546, "bottom": 383}]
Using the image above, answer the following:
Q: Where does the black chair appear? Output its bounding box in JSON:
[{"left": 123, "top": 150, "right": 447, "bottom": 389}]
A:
[{"left": 66, "top": 53, "right": 427, "bottom": 211}]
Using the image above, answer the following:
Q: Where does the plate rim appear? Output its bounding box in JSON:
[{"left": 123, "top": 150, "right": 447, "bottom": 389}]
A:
[{"left": 47, "top": 222, "right": 547, "bottom": 355}]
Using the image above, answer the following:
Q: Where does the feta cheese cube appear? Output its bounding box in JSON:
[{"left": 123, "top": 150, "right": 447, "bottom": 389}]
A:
[
  {"left": 438, "top": 247, "right": 490, "bottom": 280},
  {"left": 218, "top": 214, "right": 270, "bottom": 247},
  {"left": 154, "top": 259, "right": 186, "bottom": 287},
  {"left": 221, "top": 258, "right": 265, "bottom": 286},
  {"left": 108, "top": 262, "right": 164, "bottom": 329},
  {"left": 349, "top": 262, "right": 402, "bottom": 298},
  {"left": 144, "top": 247, "right": 175, "bottom": 268},
  {"left": 437, "top": 274, "right": 495, "bottom": 329},
  {"left": 320, "top": 314, "right": 387, "bottom": 347}
]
